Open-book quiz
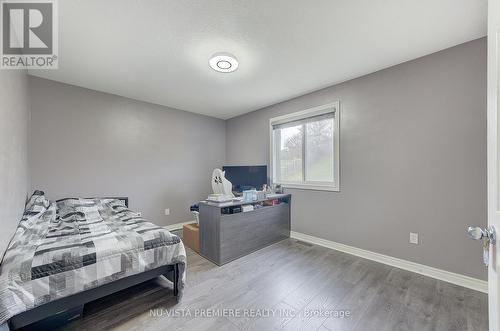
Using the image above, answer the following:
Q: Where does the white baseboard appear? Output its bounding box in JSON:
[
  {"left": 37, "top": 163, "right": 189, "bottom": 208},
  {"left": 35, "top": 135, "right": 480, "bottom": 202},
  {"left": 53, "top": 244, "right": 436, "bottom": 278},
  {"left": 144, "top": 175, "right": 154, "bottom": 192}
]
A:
[
  {"left": 165, "top": 220, "right": 196, "bottom": 232},
  {"left": 290, "top": 231, "right": 488, "bottom": 293}
]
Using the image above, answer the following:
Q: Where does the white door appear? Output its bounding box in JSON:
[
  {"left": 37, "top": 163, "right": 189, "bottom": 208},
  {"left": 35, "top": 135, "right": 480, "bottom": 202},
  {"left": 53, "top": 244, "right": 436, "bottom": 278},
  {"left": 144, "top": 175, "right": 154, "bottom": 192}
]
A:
[{"left": 488, "top": 0, "right": 500, "bottom": 329}]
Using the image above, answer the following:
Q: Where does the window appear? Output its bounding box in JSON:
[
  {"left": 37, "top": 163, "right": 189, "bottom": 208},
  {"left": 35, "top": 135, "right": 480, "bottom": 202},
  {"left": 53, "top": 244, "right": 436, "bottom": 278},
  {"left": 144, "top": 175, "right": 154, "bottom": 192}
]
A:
[{"left": 270, "top": 102, "right": 339, "bottom": 191}]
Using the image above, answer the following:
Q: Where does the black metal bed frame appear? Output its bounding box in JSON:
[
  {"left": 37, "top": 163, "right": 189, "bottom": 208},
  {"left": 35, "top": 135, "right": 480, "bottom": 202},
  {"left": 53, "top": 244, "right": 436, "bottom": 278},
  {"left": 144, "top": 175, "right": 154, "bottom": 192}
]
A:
[
  {"left": 10, "top": 263, "right": 180, "bottom": 330},
  {"left": 9, "top": 196, "right": 180, "bottom": 330}
]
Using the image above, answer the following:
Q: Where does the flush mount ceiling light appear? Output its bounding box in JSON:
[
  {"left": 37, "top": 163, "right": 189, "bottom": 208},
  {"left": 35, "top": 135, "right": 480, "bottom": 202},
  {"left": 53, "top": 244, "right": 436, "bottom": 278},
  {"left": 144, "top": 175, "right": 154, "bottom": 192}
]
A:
[{"left": 209, "top": 53, "right": 239, "bottom": 73}]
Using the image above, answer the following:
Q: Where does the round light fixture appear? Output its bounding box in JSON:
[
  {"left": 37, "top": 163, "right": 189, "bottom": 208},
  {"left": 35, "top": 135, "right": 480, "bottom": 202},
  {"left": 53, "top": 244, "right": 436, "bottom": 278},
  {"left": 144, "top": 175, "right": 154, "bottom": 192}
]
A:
[{"left": 209, "top": 53, "right": 238, "bottom": 73}]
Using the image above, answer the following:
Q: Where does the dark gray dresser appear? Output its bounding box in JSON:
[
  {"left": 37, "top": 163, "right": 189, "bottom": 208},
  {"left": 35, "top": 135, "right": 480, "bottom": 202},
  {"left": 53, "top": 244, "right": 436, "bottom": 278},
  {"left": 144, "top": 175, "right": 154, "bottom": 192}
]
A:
[{"left": 199, "top": 194, "right": 291, "bottom": 265}]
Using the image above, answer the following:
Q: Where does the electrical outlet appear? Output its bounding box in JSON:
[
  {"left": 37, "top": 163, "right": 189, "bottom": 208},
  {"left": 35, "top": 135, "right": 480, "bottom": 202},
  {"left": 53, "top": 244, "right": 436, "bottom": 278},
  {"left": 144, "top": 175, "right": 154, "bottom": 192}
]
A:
[
  {"left": 164, "top": 208, "right": 170, "bottom": 216},
  {"left": 409, "top": 232, "right": 419, "bottom": 244}
]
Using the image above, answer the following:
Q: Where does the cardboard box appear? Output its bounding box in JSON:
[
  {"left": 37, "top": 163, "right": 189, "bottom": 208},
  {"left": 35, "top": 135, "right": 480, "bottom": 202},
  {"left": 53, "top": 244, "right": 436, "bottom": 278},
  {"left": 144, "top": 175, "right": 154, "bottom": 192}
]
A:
[
  {"left": 183, "top": 223, "right": 199, "bottom": 253},
  {"left": 263, "top": 199, "right": 279, "bottom": 206}
]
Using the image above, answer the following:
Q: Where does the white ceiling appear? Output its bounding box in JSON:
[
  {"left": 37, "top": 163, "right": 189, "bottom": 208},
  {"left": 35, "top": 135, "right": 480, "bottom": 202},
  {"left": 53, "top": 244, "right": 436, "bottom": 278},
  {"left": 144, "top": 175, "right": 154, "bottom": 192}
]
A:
[{"left": 30, "top": 0, "right": 487, "bottom": 119}]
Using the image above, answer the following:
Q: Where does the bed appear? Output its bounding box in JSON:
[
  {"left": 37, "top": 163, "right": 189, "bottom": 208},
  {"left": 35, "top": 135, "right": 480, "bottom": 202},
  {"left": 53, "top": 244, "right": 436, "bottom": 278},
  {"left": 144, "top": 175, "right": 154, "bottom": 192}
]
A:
[{"left": 0, "top": 191, "right": 186, "bottom": 330}]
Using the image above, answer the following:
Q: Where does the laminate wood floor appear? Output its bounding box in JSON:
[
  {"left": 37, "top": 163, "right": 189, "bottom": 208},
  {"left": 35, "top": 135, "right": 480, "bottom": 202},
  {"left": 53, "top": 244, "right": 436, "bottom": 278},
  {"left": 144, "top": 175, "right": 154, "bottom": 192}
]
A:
[{"left": 59, "top": 238, "right": 488, "bottom": 331}]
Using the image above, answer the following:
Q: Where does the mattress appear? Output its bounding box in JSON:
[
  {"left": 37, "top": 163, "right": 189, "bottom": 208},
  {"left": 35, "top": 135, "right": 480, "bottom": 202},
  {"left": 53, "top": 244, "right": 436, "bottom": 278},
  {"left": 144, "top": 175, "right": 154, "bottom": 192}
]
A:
[{"left": 0, "top": 191, "right": 186, "bottom": 326}]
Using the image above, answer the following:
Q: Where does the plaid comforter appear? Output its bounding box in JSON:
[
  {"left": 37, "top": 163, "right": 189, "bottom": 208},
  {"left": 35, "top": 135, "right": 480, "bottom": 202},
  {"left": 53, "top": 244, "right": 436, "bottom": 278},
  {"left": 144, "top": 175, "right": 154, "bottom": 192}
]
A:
[{"left": 0, "top": 191, "right": 186, "bottom": 325}]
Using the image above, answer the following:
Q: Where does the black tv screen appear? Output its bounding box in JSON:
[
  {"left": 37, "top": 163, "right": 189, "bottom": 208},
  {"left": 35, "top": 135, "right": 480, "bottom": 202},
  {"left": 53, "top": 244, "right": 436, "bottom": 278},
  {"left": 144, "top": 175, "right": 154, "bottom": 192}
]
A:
[{"left": 222, "top": 165, "right": 267, "bottom": 192}]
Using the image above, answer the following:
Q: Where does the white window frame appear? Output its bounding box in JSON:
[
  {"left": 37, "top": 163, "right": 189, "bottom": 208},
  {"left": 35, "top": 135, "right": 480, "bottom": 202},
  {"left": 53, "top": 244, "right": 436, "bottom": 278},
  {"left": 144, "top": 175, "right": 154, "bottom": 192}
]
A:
[{"left": 269, "top": 101, "right": 340, "bottom": 192}]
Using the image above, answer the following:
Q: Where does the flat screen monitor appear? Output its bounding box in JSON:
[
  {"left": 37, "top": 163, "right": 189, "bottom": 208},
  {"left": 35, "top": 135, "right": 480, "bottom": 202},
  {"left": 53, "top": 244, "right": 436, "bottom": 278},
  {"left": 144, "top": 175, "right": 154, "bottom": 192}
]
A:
[{"left": 222, "top": 165, "right": 267, "bottom": 192}]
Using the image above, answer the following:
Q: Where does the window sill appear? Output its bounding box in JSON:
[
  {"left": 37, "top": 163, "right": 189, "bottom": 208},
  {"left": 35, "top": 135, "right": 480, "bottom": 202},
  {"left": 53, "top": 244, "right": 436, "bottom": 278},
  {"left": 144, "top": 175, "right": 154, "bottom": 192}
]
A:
[{"left": 278, "top": 183, "right": 340, "bottom": 192}]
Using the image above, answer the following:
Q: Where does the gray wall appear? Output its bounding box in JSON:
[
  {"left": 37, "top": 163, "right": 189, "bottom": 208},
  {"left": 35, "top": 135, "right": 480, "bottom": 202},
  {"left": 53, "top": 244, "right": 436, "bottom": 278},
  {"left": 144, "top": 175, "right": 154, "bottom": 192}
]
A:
[
  {"left": 0, "top": 71, "right": 31, "bottom": 258},
  {"left": 30, "top": 77, "right": 225, "bottom": 226},
  {"left": 226, "top": 38, "right": 487, "bottom": 280}
]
